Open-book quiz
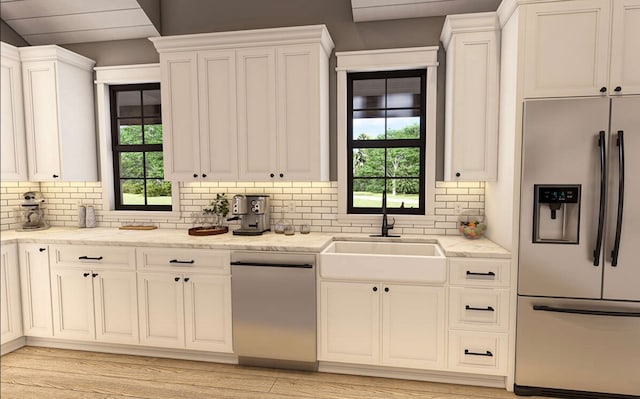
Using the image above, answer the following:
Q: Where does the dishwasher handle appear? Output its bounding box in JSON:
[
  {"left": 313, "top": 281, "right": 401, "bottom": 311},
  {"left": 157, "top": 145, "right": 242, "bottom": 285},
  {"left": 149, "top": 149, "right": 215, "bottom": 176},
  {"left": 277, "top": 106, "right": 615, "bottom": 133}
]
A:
[{"left": 231, "top": 261, "right": 313, "bottom": 269}]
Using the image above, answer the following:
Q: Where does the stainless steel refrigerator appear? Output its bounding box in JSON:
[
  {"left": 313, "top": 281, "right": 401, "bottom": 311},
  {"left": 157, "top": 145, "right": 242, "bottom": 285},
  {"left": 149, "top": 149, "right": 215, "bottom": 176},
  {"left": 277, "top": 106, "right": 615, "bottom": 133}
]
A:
[{"left": 515, "top": 96, "right": 640, "bottom": 398}]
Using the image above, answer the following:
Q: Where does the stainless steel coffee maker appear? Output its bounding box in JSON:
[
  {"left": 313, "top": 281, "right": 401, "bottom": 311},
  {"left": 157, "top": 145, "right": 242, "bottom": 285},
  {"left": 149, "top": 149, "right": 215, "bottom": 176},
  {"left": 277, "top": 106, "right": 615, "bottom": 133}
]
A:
[
  {"left": 17, "top": 191, "right": 49, "bottom": 231},
  {"left": 230, "top": 195, "right": 270, "bottom": 236}
]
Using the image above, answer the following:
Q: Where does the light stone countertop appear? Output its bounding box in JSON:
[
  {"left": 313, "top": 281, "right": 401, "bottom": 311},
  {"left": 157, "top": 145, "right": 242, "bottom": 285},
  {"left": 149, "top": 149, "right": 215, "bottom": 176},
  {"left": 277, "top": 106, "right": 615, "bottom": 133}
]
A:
[{"left": 0, "top": 227, "right": 511, "bottom": 258}]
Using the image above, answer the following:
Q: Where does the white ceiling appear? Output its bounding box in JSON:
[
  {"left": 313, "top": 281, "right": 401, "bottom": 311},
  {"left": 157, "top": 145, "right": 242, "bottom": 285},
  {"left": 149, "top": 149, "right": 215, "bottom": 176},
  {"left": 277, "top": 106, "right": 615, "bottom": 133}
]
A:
[
  {"left": 351, "top": 0, "right": 501, "bottom": 22},
  {"left": 0, "top": 0, "right": 159, "bottom": 45}
]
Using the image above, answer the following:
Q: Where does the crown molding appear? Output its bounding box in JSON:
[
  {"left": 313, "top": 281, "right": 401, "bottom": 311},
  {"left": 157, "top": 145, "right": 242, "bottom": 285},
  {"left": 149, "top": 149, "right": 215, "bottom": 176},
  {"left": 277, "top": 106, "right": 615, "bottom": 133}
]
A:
[
  {"left": 18, "top": 45, "right": 95, "bottom": 70},
  {"left": 1, "top": 41, "right": 21, "bottom": 62},
  {"left": 440, "top": 12, "right": 500, "bottom": 50},
  {"left": 336, "top": 46, "right": 439, "bottom": 72}
]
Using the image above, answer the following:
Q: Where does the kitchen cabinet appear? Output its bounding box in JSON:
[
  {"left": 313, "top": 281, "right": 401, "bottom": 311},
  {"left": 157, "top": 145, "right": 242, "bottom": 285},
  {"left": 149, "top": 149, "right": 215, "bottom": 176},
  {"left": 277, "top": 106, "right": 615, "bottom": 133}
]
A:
[
  {"left": 319, "top": 281, "right": 445, "bottom": 369},
  {"left": 1, "top": 243, "right": 22, "bottom": 345},
  {"left": 137, "top": 247, "right": 232, "bottom": 352},
  {"left": 522, "top": 0, "right": 640, "bottom": 98},
  {"left": 1, "top": 42, "right": 28, "bottom": 181},
  {"left": 151, "top": 25, "right": 333, "bottom": 182},
  {"left": 19, "top": 244, "right": 53, "bottom": 337},
  {"left": 19, "top": 45, "right": 97, "bottom": 181},
  {"left": 441, "top": 13, "right": 500, "bottom": 181},
  {"left": 447, "top": 257, "right": 510, "bottom": 375},
  {"left": 49, "top": 245, "right": 138, "bottom": 344},
  {"left": 159, "top": 50, "right": 238, "bottom": 181}
]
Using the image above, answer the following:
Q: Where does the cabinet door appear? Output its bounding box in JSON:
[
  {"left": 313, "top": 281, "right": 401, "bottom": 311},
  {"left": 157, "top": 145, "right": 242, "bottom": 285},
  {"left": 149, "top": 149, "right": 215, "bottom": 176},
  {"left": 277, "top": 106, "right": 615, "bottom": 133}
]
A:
[
  {"left": 609, "top": 0, "right": 640, "bottom": 95},
  {"left": 276, "top": 45, "right": 323, "bottom": 180},
  {"left": 1, "top": 47, "right": 27, "bottom": 181},
  {"left": 237, "top": 47, "right": 278, "bottom": 180},
  {"left": 22, "top": 60, "right": 61, "bottom": 181},
  {"left": 445, "top": 30, "right": 499, "bottom": 181},
  {"left": 183, "top": 274, "right": 232, "bottom": 352},
  {"left": 381, "top": 284, "right": 445, "bottom": 369},
  {"left": 50, "top": 268, "right": 95, "bottom": 340},
  {"left": 319, "top": 281, "right": 380, "bottom": 364},
  {"left": 19, "top": 244, "right": 53, "bottom": 337},
  {"left": 137, "top": 272, "right": 184, "bottom": 348},
  {"left": 198, "top": 50, "right": 238, "bottom": 181},
  {"left": 522, "top": 0, "right": 611, "bottom": 98},
  {"left": 1, "top": 244, "right": 22, "bottom": 344},
  {"left": 93, "top": 270, "right": 138, "bottom": 344},
  {"left": 160, "top": 51, "right": 201, "bottom": 181}
]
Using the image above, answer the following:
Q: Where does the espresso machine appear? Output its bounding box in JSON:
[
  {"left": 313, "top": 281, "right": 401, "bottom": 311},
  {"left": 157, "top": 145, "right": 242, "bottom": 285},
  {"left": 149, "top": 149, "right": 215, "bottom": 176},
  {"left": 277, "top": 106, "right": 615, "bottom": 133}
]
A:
[
  {"left": 230, "top": 195, "right": 270, "bottom": 236},
  {"left": 17, "top": 191, "right": 49, "bottom": 231}
]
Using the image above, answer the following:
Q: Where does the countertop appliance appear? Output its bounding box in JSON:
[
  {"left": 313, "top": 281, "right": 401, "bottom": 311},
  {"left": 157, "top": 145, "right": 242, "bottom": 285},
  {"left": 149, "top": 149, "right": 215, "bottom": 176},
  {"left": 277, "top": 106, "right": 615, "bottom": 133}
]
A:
[
  {"left": 16, "top": 191, "right": 49, "bottom": 231},
  {"left": 231, "top": 251, "right": 317, "bottom": 371},
  {"left": 516, "top": 97, "right": 640, "bottom": 398},
  {"left": 230, "top": 195, "right": 270, "bottom": 236}
]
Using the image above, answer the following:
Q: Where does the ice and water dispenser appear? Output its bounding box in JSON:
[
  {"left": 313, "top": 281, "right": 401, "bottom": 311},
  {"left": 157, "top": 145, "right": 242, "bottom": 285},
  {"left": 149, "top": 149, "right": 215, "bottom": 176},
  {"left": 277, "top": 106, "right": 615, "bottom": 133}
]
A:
[{"left": 532, "top": 185, "right": 581, "bottom": 244}]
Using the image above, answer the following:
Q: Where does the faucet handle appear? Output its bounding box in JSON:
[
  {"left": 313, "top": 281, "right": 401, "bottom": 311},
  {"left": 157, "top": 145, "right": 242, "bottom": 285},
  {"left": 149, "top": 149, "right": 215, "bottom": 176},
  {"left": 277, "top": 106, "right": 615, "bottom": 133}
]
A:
[{"left": 388, "top": 217, "right": 395, "bottom": 229}]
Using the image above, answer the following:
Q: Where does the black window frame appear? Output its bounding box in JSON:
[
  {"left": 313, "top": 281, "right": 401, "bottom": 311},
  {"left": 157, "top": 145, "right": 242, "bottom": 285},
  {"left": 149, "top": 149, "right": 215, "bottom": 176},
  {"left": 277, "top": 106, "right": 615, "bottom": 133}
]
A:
[
  {"left": 109, "top": 83, "right": 171, "bottom": 211},
  {"left": 347, "top": 69, "right": 427, "bottom": 215}
]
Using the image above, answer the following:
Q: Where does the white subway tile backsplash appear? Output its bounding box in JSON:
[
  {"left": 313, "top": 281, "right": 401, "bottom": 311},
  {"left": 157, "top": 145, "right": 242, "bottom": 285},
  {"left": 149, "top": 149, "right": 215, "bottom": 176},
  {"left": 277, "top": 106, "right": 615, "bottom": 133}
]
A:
[{"left": 0, "top": 181, "right": 484, "bottom": 235}]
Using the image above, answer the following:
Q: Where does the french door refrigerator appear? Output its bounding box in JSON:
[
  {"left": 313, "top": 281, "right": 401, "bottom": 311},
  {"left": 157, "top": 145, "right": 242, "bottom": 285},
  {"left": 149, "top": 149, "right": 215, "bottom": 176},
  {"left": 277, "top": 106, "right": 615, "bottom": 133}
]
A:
[{"left": 515, "top": 96, "right": 640, "bottom": 398}]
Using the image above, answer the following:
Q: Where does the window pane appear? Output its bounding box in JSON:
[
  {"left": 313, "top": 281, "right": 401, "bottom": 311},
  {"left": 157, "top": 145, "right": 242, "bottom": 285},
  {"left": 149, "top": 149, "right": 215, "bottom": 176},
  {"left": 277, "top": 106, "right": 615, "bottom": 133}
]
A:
[
  {"left": 117, "top": 91, "right": 141, "bottom": 117},
  {"left": 353, "top": 79, "right": 385, "bottom": 109},
  {"left": 121, "top": 179, "right": 145, "bottom": 205},
  {"left": 387, "top": 117, "right": 421, "bottom": 139},
  {"left": 353, "top": 148, "right": 385, "bottom": 178},
  {"left": 386, "top": 147, "right": 421, "bottom": 177},
  {"left": 353, "top": 115, "right": 385, "bottom": 140},
  {"left": 146, "top": 179, "right": 172, "bottom": 205},
  {"left": 144, "top": 123, "right": 163, "bottom": 144},
  {"left": 145, "top": 151, "right": 165, "bottom": 178},
  {"left": 120, "top": 152, "right": 143, "bottom": 178},
  {"left": 119, "top": 120, "right": 143, "bottom": 145},
  {"left": 387, "top": 179, "right": 421, "bottom": 208},
  {"left": 352, "top": 179, "right": 384, "bottom": 208},
  {"left": 387, "top": 77, "right": 421, "bottom": 108},
  {"left": 142, "top": 89, "right": 161, "bottom": 117}
]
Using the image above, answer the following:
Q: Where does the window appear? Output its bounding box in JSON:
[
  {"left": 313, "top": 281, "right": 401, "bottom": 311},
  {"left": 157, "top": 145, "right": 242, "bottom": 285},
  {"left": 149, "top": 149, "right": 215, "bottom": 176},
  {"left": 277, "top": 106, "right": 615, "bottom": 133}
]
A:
[
  {"left": 348, "top": 69, "right": 426, "bottom": 214},
  {"left": 109, "top": 83, "right": 171, "bottom": 211}
]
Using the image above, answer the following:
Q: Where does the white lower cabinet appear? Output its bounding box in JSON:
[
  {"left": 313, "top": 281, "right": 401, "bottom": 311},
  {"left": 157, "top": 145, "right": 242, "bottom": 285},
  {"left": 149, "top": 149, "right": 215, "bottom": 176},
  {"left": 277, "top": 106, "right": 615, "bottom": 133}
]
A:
[
  {"left": 19, "top": 244, "right": 53, "bottom": 338},
  {"left": 1, "top": 243, "right": 22, "bottom": 344},
  {"left": 319, "top": 281, "right": 445, "bottom": 369},
  {"left": 137, "top": 271, "right": 184, "bottom": 348}
]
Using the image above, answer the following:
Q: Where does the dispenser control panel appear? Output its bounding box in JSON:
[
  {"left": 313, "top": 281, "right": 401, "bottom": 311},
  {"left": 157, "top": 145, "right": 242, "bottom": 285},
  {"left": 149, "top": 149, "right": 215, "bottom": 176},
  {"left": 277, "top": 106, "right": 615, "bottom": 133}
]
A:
[{"left": 537, "top": 186, "right": 580, "bottom": 204}]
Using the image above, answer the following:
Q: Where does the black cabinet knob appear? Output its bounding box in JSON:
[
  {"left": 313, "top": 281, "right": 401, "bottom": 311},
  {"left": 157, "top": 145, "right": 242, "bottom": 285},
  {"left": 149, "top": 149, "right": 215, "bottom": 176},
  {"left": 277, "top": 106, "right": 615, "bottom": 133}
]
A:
[
  {"left": 202, "top": 174, "right": 207, "bottom": 178},
  {"left": 83, "top": 272, "right": 90, "bottom": 277},
  {"left": 600, "top": 87, "right": 607, "bottom": 93},
  {"left": 92, "top": 273, "right": 99, "bottom": 278},
  {"left": 270, "top": 173, "right": 275, "bottom": 178},
  {"left": 184, "top": 277, "right": 190, "bottom": 282},
  {"left": 372, "top": 286, "right": 378, "bottom": 292},
  {"left": 614, "top": 86, "right": 622, "bottom": 92},
  {"left": 174, "top": 277, "right": 180, "bottom": 282},
  {"left": 384, "top": 287, "right": 390, "bottom": 292},
  {"left": 193, "top": 173, "right": 198, "bottom": 178},
  {"left": 455, "top": 172, "right": 461, "bottom": 177},
  {"left": 279, "top": 173, "right": 284, "bottom": 178},
  {"left": 52, "top": 174, "right": 59, "bottom": 178},
  {"left": 39, "top": 248, "right": 46, "bottom": 252}
]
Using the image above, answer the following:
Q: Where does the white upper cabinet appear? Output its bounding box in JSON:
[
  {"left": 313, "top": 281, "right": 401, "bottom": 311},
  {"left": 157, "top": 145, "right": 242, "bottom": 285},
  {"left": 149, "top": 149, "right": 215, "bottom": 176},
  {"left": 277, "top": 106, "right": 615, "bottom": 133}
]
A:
[
  {"left": 441, "top": 13, "right": 500, "bottom": 181},
  {"left": 151, "top": 25, "right": 334, "bottom": 182},
  {"left": 19, "top": 45, "right": 97, "bottom": 181},
  {"left": 522, "top": 0, "right": 640, "bottom": 98},
  {"left": 1, "top": 42, "right": 28, "bottom": 181}
]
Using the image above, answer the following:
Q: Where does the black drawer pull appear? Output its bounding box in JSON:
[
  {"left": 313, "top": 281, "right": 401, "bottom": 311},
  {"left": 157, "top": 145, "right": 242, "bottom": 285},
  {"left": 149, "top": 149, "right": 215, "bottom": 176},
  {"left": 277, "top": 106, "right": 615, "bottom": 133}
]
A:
[
  {"left": 169, "top": 259, "right": 195, "bottom": 264},
  {"left": 465, "top": 349, "right": 493, "bottom": 357},
  {"left": 466, "top": 271, "right": 495, "bottom": 277},
  {"left": 465, "top": 305, "right": 495, "bottom": 312},
  {"left": 79, "top": 256, "right": 103, "bottom": 261}
]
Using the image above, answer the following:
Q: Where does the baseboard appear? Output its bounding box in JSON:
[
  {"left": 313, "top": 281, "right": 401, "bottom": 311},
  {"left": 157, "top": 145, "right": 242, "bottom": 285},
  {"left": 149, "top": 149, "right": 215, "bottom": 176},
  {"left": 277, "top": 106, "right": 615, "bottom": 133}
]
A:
[
  {"left": 319, "top": 361, "right": 507, "bottom": 388},
  {"left": 25, "top": 337, "right": 239, "bottom": 364},
  {"left": 0, "top": 337, "right": 26, "bottom": 355}
]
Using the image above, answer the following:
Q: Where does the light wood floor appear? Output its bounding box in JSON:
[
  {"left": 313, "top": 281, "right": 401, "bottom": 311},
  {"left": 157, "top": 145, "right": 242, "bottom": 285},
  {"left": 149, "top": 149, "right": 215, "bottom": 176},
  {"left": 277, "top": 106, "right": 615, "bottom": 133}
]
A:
[{"left": 0, "top": 346, "right": 551, "bottom": 399}]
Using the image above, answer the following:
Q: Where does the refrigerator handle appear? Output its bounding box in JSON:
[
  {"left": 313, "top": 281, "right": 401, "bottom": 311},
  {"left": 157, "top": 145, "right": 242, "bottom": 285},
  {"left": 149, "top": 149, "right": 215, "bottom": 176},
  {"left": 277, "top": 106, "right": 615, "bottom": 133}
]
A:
[
  {"left": 592, "top": 131, "right": 606, "bottom": 266},
  {"left": 533, "top": 305, "right": 640, "bottom": 318},
  {"left": 611, "top": 131, "right": 624, "bottom": 267}
]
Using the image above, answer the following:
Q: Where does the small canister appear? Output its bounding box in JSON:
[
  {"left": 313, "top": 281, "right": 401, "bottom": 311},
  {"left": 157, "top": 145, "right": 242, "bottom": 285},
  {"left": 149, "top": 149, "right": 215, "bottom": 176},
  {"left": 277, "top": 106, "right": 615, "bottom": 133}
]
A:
[
  {"left": 77, "top": 204, "right": 86, "bottom": 228},
  {"left": 85, "top": 206, "right": 96, "bottom": 228}
]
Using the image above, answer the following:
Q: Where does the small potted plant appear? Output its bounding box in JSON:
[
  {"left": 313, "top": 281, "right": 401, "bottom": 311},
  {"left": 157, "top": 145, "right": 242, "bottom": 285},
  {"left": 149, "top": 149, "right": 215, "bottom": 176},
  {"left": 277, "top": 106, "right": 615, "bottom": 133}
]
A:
[
  {"left": 189, "top": 194, "right": 230, "bottom": 235},
  {"left": 207, "top": 193, "right": 229, "bottom": 227}
]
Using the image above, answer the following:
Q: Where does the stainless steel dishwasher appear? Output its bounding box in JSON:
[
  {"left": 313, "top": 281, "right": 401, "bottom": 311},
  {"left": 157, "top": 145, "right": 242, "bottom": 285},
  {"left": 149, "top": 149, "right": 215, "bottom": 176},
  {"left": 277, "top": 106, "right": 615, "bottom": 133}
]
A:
[{"left": 231, "top": 251, "right": 317, "bottom": 370}]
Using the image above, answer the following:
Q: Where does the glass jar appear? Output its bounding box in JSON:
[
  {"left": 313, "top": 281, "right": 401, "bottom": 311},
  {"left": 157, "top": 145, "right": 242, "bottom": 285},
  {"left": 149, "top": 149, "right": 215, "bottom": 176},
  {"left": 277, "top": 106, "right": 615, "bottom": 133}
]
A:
[
  {"left": 284, "top": 224, "right": 295, "bottom": 235},
  {"left": 300, "top": 224, "right": 311, "bottom": 234}
]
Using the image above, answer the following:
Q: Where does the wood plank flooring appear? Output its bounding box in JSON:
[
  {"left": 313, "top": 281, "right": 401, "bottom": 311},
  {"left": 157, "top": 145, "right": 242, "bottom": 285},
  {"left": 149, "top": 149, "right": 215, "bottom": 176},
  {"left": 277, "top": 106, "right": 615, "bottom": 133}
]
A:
[{"left": 0, "top": 346, "right": 551, "bottom": 399}]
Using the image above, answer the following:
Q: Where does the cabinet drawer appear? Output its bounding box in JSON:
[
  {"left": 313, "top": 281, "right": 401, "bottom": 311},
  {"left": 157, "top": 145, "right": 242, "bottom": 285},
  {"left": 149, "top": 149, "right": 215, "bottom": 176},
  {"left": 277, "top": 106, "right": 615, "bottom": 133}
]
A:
[
  {"left": 449, "top": 287, "right": 509, "bottom": 331},
  {"left": 137, "top": 247, "right": 230, "bottom": 274},
  {"left": 448, "top": 331, "right": 508, "bottom": 375},
  {"left": 50, "top": 245, "right": 135, "bottom": 270},
  {"left": 449, "top": 258, "right": 510, "bottom": 287}
]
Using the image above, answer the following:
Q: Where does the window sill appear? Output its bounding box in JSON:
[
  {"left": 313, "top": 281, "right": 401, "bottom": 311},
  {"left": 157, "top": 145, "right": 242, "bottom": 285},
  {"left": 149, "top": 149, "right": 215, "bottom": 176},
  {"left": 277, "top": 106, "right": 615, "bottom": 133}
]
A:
[
  {"left": 101, "top": 210, "right": 182, "bottom": 222},
  {"left": 337, "top": 213, "right": 436, "bottom": 227}
]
